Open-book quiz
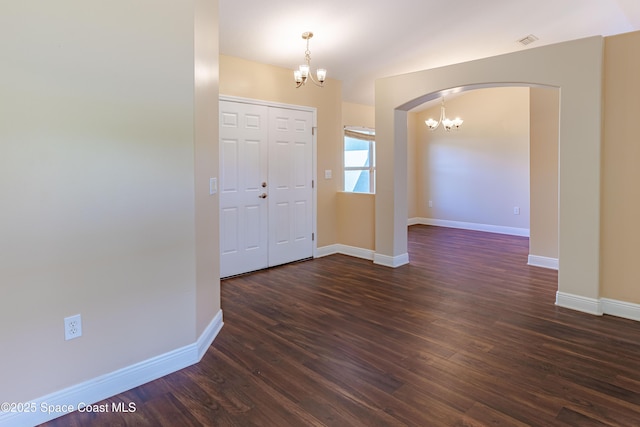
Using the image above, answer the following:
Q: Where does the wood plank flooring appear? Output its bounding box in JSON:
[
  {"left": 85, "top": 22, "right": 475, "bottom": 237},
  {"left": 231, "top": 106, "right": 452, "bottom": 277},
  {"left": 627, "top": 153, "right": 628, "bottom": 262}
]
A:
[{"left": 40, "top": 225, "right": 640, "bottom": 426}]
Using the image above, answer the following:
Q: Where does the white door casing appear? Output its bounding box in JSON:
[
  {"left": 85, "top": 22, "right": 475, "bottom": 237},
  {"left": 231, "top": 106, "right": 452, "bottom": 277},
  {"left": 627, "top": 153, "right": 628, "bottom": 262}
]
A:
[{"left": 219, "top": 99, "right": 315, "bottom": 278}]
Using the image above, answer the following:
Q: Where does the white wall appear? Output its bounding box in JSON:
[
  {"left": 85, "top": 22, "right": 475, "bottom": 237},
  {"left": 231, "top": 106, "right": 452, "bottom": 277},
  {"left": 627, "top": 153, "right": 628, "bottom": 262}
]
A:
[{"left": 415, "top": 88, "right": 530, "bottom": 234}]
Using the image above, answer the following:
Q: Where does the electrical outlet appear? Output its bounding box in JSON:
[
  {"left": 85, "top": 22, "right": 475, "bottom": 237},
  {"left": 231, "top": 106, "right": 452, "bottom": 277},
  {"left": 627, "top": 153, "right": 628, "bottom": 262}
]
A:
[
  {"left": 64, "top": 314, "right": 82, "bottom": 341},
  {"left": 428, "top": 200, "right": 433, "bottom": 208},
  {"left": 513, "top": 207, "right": 520, "bottom": 215}
]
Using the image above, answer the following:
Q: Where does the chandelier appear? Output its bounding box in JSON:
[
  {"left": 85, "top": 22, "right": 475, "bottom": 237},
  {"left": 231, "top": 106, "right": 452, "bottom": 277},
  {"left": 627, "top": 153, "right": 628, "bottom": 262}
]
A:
[
  {"left": 293, "top": 32, "right": 327, "bottom": 88},
  {"left": 425, "top": 98, "right": 463, "bottom": 131}
]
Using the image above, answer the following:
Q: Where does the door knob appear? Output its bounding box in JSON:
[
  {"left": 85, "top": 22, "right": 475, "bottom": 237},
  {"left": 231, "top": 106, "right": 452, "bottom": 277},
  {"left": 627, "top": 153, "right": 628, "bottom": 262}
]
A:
[
  {"left": 261, "top": 182, "right": 267, "bottom": 188},
  {"left": 258, "top": 193, "right": 267, "bottom": 199}
]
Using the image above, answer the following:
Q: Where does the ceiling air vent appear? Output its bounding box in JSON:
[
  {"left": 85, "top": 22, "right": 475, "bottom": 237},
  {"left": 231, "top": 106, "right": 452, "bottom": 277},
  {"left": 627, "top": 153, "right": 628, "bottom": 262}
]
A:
[{"left": 518, "top": 34, "right": 539, "bottom": 46}]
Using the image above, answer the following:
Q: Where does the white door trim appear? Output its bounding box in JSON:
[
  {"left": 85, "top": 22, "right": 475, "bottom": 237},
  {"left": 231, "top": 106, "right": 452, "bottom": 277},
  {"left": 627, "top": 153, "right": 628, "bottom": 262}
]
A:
[{"left": 219, "top": 95, "right": 318, "bottom": 260}]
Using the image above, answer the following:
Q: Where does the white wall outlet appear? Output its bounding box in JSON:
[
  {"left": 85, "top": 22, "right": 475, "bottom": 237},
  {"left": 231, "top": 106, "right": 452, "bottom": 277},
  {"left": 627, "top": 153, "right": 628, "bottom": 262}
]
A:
[
  {"left": 324, "top": 169, "right": 332, "bottom": 179},
  {"left": 64, "top": 314, "right": 82, "bottom": 341},
  {"left": 513, "top": 206, "right": 520, "bottom": 215},
  {"left": 428, "top": 200, "right": 433, "bottom": 208}
]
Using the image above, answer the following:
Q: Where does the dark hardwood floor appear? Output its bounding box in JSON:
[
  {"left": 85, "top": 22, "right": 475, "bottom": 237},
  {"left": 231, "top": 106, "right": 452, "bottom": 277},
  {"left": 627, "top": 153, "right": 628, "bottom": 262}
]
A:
[{"left": 40, "top": 225, "right": 640, "bottom": 426}]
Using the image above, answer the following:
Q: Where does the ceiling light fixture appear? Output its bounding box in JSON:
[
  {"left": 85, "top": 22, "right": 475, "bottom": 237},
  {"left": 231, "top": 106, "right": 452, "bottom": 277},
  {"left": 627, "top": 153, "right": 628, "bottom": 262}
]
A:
[
  {"left": 425, "top": 97, "right": 463, "bottom": 131},
  {"left": 293, "top": 31, "right": 327, "bottom": 88}
]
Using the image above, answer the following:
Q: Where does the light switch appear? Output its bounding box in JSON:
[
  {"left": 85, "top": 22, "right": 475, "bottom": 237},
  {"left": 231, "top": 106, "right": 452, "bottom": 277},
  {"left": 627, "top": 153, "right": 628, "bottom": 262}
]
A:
[
  {"left": 209, "top": 177, "right": 217, "bottom": 195},
  {"left": 324, "top": 169, "right": 332, "bottom": 179}
]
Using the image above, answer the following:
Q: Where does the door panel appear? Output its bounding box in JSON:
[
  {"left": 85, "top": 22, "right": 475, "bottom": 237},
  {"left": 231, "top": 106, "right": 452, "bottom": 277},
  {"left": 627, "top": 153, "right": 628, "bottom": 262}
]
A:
[
  {"left": 294, "top": 200, "right": 308, "bottom": 241},
  {"left": 268, "top": 107, "right": 313, "bottom": 267},
  {"left": 219, "top": 101, "right": 269, "bottom": 278}
]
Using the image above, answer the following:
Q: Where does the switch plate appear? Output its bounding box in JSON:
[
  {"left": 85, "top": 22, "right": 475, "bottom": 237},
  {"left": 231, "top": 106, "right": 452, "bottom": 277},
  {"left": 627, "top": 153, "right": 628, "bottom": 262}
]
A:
[
  {"left": 324, "top": 170, "right": 332, "bottom": 179},
  {"left": 209, "top": 177, "right": 217, "bottom": 195},
  {"left": 428, "top": 200, "right": 433, "bottom": 208}
]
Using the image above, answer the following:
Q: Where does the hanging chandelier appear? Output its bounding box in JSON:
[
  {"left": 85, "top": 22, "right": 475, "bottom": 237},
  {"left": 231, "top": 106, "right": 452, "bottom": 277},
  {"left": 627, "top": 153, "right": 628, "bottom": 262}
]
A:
[
  {"left": 293, "top": 31, "right": 327, "bottom": 88},
  {"left": 425, "top": 97, "right": 463, "bottom": 131}
]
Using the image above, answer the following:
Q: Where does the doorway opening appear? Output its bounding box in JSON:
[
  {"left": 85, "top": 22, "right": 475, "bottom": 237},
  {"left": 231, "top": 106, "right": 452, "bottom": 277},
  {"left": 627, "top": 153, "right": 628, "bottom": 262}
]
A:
[{"left": 407, "top": 85, "right": 559, "bottom": 269}]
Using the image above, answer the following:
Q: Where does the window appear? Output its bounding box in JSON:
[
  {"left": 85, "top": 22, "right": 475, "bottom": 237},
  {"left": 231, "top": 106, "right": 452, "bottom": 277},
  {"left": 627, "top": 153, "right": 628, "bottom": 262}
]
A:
[{"left": 344, "top": 127, "right": 375, "bottom": 193}]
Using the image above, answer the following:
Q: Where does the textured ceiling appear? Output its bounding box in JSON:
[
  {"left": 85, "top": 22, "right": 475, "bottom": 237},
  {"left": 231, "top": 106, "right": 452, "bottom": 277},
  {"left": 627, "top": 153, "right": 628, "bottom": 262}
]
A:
[{"left": 220, "top": 0, "right": 640, "bottom": 105}]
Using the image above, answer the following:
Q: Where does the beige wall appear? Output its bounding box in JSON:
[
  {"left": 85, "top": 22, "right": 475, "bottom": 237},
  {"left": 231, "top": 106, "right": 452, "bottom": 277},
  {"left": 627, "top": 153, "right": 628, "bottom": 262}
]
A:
[
  {"left": 219, "top": 55, "right": 343, "bottom": 247},
  {"left": 0, "top": 0, "right": 219, "bottom": 405},
  {"left": 414, "top": 88, "right": 531, "bottom": 230},
  {"left": 343, "top": 102, "right": 375, "bottom": 129},
  {"left": 601, "top": 31, "right": 640, "bottom": 304},
  {"left": 336, "top": 192, "right": 376, "bottom": 250},
  {"left": 376, "top": 36, "right": 603, "bottom": 298},
  {"left": 530, "top": 88, "right": 559, "bottom": 259},
  {"left": 407, "top": 112, "right": 420, "bottom": 219},
  {"left": 195, "top": 0, "right": 221, "bottom": 335}
]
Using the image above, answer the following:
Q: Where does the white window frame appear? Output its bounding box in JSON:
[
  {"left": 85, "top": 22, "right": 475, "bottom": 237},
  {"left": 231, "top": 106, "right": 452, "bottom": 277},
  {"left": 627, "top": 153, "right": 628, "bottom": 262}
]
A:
[{"left": 343, "top": 126, "right": 375, "bottom": 193}]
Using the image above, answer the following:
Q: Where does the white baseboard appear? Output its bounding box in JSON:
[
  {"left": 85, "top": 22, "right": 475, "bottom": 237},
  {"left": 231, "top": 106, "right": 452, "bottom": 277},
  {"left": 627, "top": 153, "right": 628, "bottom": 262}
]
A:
[
  {"left": 315, "top": 244, "right": 339, "bottom": 258},
  {"left": 556, "top": 292, "right": 640, "bottom": 322},
  {"left": 556, "top": 292, "right": 603, "bottom": 316},
  {"left": 317, "top": 244, "right": 407, "bottom": 267},
  {"left": 316, "top": 244, "right": 374, "bottom": 261},
  {"left": 407, "top": 217, "right": 422, "bottom": 226},
  {"left": 374, "top": 252, "right": 410, "bottom": 268},
  {"left": 197, "top": 310, "right": 224, "bottom": 360},
  {"left": 528, "top": 255, "right": 559, "bottom": 270},
  {"left": 337, "top": 244, "right": 375, "bottom": 261},
  {"left": 409, "top": 217, "right": 530, "bottom": 237},
  {"left": 601, "top": 298, "right": 640, "bottom": 322},
  {"left": 1, "top": 310, "right": 224, "bottom": 427}
]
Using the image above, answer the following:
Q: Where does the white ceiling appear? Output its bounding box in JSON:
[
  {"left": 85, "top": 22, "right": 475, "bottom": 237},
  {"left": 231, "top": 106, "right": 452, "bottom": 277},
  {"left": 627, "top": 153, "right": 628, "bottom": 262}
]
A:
[{"left": 220, "top": 0, "right": 640, "bottom": 106}]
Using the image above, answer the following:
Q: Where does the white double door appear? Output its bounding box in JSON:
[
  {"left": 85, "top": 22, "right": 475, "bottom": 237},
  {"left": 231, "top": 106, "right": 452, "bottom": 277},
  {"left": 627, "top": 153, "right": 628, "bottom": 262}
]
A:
[{"left": 219, "top": 100, "right": 314, "bottom": 278}]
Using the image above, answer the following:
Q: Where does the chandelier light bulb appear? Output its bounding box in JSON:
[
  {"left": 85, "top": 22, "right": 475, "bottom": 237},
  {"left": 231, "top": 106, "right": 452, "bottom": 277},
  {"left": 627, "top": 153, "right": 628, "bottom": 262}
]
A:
[
  {"left": 299, "top": 64, "right": 310, "bottom": 78},
  {"left": 316, "top": 68, "right": 327, "bottom": 83},
  {"left": 425, "top": 118, "right": 439, "bottom": 130}
]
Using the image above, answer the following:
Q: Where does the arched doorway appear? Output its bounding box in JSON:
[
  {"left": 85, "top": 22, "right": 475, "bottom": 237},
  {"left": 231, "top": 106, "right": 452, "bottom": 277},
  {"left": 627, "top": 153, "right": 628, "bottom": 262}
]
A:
[
  {"left": 409, "top": 85, "right": 559, "bottom": 270},
  {"left": 374, "top": 36, "right": 604, "bottom": 314}
]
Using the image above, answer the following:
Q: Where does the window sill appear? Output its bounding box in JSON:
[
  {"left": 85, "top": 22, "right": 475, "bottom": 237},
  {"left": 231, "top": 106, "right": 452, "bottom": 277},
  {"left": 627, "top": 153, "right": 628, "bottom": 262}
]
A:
[{"left": 338, "top": 191, "right": 376, "bottom": 195}]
